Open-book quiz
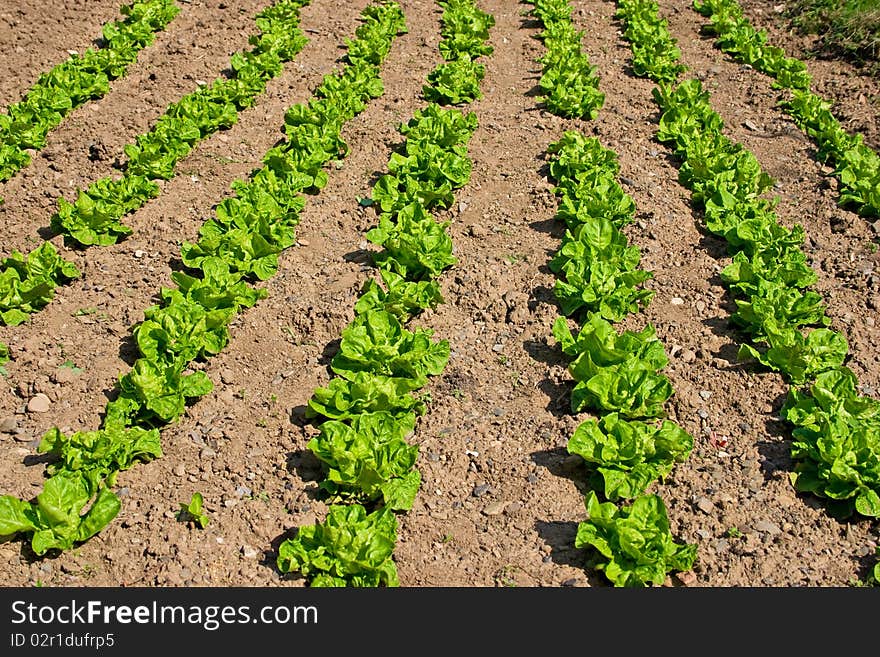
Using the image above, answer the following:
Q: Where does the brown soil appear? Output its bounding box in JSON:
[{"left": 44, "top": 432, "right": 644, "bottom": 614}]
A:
[{"left": 0, "top": 0, "right": 878, "bottom": 588}]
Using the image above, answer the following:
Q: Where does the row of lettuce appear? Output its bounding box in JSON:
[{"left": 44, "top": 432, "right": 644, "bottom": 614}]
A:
[
  {"left": 615, "top": 0, "right": 879, "bottom": 521},
  {"left": 0, "top": 0, "right": 316, "bottom": 334},
  {"left": 0, "top": 0, "right": 409, "bottom": 557},
  {"left": 0, "top": 0, "right": 180, "bottom": 189},
  {"left": 692, "top": 0, "right": 879, "bottom": 219},
  {"left": 529, "top": 0, "right": 697, "bottom": 587},
  {"left": 275, "top": 0, "right": 495, "bottom": 587}
]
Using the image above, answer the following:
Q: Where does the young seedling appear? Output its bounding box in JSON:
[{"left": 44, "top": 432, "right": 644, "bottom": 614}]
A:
[{"left": 178, "top": 492, "right": 209, "bottom": 529}]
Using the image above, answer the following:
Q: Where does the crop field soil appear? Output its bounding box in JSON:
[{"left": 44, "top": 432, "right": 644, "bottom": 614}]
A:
[{"left": 0, "top": 0, "right": 878, "bottom": 587}]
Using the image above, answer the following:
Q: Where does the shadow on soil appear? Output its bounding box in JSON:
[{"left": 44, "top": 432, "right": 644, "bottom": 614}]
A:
[
  {"left": 533, "top": 520, "right": 585, "bottom": 569},
  {"left": 286, "top": 448, "right": 324, "bottom": 485},
  {"left": 530, "top": 447, "right": 588, "bottom": 492}
]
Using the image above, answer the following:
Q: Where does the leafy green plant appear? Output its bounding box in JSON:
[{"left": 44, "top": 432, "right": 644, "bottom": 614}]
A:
[
  {"left": 0, "top": 0, "right": 180, "bottom": 186},
  {"left": 423, "top": 0, "right": 494, "bottom": 104},
  {"left": 576, "top": 491, "right": 697, "bottom": 587},
  {"left": 0, "top": 0, "right": 408, "bottom": 556},
  {"left": 0, "top": 342, "right": 9, "bottom": 377},
  {"left": 693, "top": 0, "right": 880, "bottom": 217},
  {"left": 308, "top": 412, "right": 421, "bottom": 510},
  {"left": 0, "top": 242, "right": 80, "bottom": 326},
  {"left": 616, "top": 0, "right": 880, "bottom": 522},
  {"left": 554, "top": 314, "right": 673, "bottom": 419},
  {"left": 568, "top": 412, "right": 693, "bottom": 501},
  {"left": 277, "top": 504, "right": 399, "bottom": 586},
  {"left": 527, "top": 0, "right": 605, "bottom": 119},
  {"left": 782, "top": 367, "right": 880, "bottom": 518},
  {"left": 52, "top": 0, "right": 314, "bottom": 247},
  {"left": 178, "top": 492, "right": 210, "bottom": 529}
]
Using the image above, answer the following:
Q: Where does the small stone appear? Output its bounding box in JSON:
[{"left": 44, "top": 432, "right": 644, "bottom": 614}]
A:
[
  {"left": 133, "top": 249, "right": 145, "bottom": 259},
  {"left": 173, "top": 463, "right": 186, "bottom": 477},
  {"left": 695, "top": 497, "right": 714, "bottom": 514},
  {"left": 26, "top": 394, "right": 51, "bottom": 413},
  {"left": 675, "top": 571, "right": 697, "bottom": 586},
  {"left": 699, "top": 390, "right": 712, "bottom": 400},
  {"left": 743, "top": 120, "right": 761, "bottom": 131},
  {"left": 753, "top": 520, "right": 781, "bottom": 535},
  {"left": 220, "top": 369, "right": 235, "bottom": 385},
  {"left": 241, "top": 545, "right": 259, "bottom": 559},
  {"left": 482, "top": 500, "right": 506, "bottom": 516},
  {"left": 670, "top": 297, "right": 684, "bottom": 305},
  {"left": 681, "top": 349, "right": 696, "bottom": 363},
  {"left": 472, "top": 483, "right": 490, "bottom": 498},
  {"left": 0, "top": 416, "right": 17, "bottom": 433}
]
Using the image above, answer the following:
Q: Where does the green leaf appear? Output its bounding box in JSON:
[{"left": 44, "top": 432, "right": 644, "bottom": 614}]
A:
[
  {"left": 277, "top": 504, "right": 399, "bottom": 587},
  {"left": 308, "top": 411, "right": 419, "bottom": 509},
  {"left": 179, "top": 492, "right": 210, "bottom": 529},
  {"left": 575, "top": 491, "right": 697, "bottom": 587}
]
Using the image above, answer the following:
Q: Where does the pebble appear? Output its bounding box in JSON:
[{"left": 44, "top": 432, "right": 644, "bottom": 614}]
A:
[
  {"left": 173, "top": 463, "right": 186, "bottom": 477},
  {"left": 482, "top": 500, "right": 506, "bottom": 516},
  {"left": 220, "top": 369, "right": 235, "bottom": 385},
  {"left": 26, "top": 394, "right": 51, "bottom": 413},
  {"left": 680, "top": 349, "right": 696, "bottom": 363},
  {"left": 472, "top": 483, "right": 490, "bottom": 498},
  {"left": 240, "top": 545, "right": 259, "bottom": 559},
  {"left": 670, "top": 297, "right": 684, "bottom": 305},
  {"left": 675, "top": 571, "right": 697, "bottom": 586},
  {"left": 753, "top": 520, "right": 781, "bottom": 536},
  {"left": 699, "top": 390, "right": 712, "bottom": 400},
  {"left": 695, "top": 497, "right": 715, "bottom": 514},
  {"left": 0, "top": 416, "right": 17, "bottom": 433}
]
